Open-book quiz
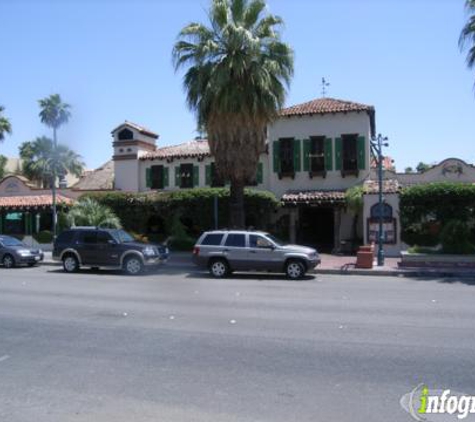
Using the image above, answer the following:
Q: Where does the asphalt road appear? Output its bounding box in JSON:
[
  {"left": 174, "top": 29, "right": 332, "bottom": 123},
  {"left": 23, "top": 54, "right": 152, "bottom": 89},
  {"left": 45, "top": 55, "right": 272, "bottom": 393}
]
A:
[{"left": 0, "top": 264, "right": 474, "bottom": 422}]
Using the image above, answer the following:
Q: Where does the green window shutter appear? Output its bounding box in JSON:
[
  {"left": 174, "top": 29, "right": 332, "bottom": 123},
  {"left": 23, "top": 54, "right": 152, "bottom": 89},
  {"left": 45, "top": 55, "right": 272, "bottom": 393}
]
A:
[
  {"left": 175, "top": 166, "right": 181, "bottom": 187},
  {"left": 335, "top": 137, "right": 342, "bottom": 171},
  {"left": 357, "top": 136, "right": 366, "bottom": 170},
  {"left": 257, "top": 162, "right": 263, "bottom": 184},
  {"left": 163, "top": 167, "right": 169, "bottom": 187},
  {"left": 303, "top": 139, "right": 311, "bottom": 172},
  {"left": 193, "top": 165, "right": 199, "bottom": 187},
  {"left": 146, "top": 168, "right": 152, "bottom": 188},
  {"left": 205, "top": 164, "right": 212, "bottom": 186},
  {"left": 324, "top": 138, "right": 333, "bottom": 171},
  {"left": 293, "top": 139, "right": 301, "bottom": 172},
  {"left": 273, "top": 141, "right": 280, "bottom": 173}
]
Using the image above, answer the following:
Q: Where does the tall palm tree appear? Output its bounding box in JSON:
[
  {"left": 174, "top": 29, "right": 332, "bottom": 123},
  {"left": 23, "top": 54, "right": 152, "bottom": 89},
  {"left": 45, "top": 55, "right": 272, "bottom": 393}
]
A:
[
  {"left": 460, "top": 0, "right": 475, "bottom": 74},
  {"left": 19, "top": 137, "right": 84, "bottom": 188},
  {"left": 173, "top": 0, "right": 293, "bottom": 227},
  {"left": 38, "top": 94, "right": 72, "bottom": 237},
  {"left": 0, "top": 106, "right": 12, "bottom": 142}
]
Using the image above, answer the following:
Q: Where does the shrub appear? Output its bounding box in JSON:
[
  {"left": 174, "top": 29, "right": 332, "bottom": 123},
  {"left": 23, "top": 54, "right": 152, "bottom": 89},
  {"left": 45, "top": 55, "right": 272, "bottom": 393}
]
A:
[
  {"left": 400, "top": 183, "right": 475, "bottom": 246},
  {"left": 440, "top": 220, "right": 475, "bottom": 255},
  {"left": 82, "top": 188, "right": 279, "bottom": 238},
  {"left": 33, "top": 230, "right": 54, "bottom": 244}
]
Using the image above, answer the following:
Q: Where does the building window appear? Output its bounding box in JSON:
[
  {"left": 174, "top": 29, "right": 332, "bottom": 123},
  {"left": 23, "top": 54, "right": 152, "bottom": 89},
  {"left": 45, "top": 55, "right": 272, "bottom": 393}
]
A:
[
  {"left": 310, "top": 136, "right": 325, "bottom": 174},
  {"left": 342, "top": 134, "right": 358, "bottom": 175},
  {"left": 118, "top": 128, "right": 133, "bottom": 141},
  {"left": 151, "top": 165, "right": 164, "bottom": 190},
  {"left": 180, "top": 164, "right": 194, "bottom": 188},
  {"left": 279, "top": 138, "right": 294, "bottom": 175}
]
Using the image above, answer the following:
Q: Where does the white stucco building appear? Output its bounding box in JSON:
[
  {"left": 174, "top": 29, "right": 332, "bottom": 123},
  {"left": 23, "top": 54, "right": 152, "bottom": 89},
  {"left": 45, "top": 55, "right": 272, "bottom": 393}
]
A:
[{"left": 111, "top": 97, "right": 376, "bottom": 252}]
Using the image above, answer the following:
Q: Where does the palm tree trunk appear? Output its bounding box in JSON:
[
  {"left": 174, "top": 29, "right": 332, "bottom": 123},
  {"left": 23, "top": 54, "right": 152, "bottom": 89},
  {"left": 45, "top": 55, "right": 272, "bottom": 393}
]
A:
[
  {"left": 52, "top": 127, "right": 57, "bottom": 239},
  {"left": 229, "top": 180, "right": 245, "bottom": 229}
]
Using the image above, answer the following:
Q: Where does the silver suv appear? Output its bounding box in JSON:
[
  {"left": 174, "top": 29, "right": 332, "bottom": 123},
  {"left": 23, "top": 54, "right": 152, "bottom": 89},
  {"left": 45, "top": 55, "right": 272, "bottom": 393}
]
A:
[{"left": 193, "top": 230, "right": 320, "bottom": 279}]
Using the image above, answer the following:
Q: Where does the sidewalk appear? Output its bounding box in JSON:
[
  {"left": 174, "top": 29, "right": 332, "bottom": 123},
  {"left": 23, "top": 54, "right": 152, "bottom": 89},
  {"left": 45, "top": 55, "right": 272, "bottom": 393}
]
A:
[{"left": 41, "top": 252, "right": 475, "bottom": 278}]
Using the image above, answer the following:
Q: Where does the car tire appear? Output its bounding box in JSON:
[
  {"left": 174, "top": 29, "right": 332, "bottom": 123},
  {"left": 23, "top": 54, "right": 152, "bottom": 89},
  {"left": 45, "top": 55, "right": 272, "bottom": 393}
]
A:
[
  {"left": 209, "top": 259, "right": 230, "bottom": 278},
  {"left": 285, "top": 260, "right": 306, "bottom": 280},
  {"left": 3, "top": 254, "right": 16, "bottom": 269},
  {"left": 123, "top": 256, "right": 144, "bottom": 276},
  {"left": 63, "top": 254, "right": 80, "bottom": 273}
]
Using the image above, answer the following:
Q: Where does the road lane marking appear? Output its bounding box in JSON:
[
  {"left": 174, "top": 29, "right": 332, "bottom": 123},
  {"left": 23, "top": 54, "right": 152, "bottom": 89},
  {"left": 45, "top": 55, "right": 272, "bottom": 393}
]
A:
[{"left": 0, "top": 355, "right": 10, "bottom": 362}]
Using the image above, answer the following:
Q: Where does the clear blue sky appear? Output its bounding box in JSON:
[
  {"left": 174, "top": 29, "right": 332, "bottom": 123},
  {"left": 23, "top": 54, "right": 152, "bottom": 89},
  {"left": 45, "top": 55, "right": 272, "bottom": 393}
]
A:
[{"left": 1, "top": 0, "right": 474, "bottom": 171}]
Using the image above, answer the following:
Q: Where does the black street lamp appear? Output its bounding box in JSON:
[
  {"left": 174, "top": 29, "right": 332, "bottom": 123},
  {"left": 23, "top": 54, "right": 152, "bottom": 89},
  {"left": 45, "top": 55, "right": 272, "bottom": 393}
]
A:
[{"left": 370, "top": 133, "right": 389, "bottom": 267}]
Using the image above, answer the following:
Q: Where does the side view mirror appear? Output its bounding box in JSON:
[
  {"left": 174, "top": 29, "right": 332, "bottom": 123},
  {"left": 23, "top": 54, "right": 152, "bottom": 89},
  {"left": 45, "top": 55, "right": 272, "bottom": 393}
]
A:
[{"left": 108, "top": 239, "right": 118, "bottom": 245}]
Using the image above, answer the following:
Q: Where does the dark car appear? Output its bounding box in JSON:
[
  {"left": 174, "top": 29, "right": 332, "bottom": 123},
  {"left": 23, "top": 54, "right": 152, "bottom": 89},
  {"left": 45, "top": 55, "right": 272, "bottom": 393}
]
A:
[
  {"left": 53, "top": 227, "right": 169, "bottom": 275},
  {"left": 0, "top": 235, "right": 44, "bottom": 268}
]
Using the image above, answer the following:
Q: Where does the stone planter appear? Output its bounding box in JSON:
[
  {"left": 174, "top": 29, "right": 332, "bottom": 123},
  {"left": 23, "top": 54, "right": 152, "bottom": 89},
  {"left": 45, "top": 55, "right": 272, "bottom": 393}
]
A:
[{"left": 400, "top": 251, "right": 475, "bottom": 268}]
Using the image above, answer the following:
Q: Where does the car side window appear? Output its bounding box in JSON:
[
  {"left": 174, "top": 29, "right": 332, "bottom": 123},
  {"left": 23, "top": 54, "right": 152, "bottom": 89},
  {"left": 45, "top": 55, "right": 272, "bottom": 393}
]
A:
[
  {"left": 97, "top": 232, "right": 113, "bottom": 244},
  {"left": 56, "top": 231, "right": 74, "bottom": 244},
  {"left": 201, "top": 234, "right": 224, "bottom": 246},
  {"left": 77, "top": 231, "right": 97, "bottom": 245},
  {"left": 224, "top": 234, "right": 246, "bottom": 248},
  {"left": 249, "top": 235, "right": 272, "bottom": 249}
]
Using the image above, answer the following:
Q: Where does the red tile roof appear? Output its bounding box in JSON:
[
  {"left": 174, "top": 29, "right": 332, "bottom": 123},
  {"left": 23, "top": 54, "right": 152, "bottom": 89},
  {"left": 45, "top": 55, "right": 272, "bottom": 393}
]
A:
[
  {"left": 0, "top": 194, "right": 74, "bottom": 209},
  {"left": 279, "top": 97, "right": 374, "bottom": 117},
  {"left": 141, "top": 140, "right": 211, "bottom": 161},
  {"left": 282, "top": 190, "right": 347, "bottom": 205}
]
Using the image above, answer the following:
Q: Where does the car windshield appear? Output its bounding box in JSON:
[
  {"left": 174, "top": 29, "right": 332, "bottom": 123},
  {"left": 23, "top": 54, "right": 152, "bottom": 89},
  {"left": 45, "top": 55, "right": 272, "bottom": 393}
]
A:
[
  {"left": 111, "top": 230, "right": 135, "bottom": 243},
  {"left": 1, "top": 237, "right": 24, "bottom": 247},
  {"left": 265, "top": 234, "right": 287, "bottom": 247}
]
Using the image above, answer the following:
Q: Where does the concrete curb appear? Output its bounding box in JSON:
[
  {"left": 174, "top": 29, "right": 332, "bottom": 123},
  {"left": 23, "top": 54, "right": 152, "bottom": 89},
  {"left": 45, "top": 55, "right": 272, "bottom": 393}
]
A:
[{"left": 40, "top": 259, "right": 475, "bottom": 278}]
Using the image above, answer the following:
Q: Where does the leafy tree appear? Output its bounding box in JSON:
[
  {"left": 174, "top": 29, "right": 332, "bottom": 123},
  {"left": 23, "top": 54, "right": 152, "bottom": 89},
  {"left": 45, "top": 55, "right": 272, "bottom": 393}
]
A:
[
  {"left": 459, "top": 0, "right": 475, "bottom": 76},
  {"left": 67, "top": 198, "right": 121, "bottom": 229},
  {"left": 345, "top": 186, "right": 364, "bottom": 248},
  {"left": 404, "top": 167, "right": 414, "bottom": 174},
  {"left": 0, "top": 106, "right": 12, "bottom": 142},
  {"left": 416, "top": 162, "right": 431, "bottom": 173},
  {"left": 0, "top": 155, "right": 7, "bottom": 179},
  {"left": 173, "top": 0, "right": 293, "bottom": 227},
  {"left": 19, "top": 137, "right": 84, "bottom": 188}
]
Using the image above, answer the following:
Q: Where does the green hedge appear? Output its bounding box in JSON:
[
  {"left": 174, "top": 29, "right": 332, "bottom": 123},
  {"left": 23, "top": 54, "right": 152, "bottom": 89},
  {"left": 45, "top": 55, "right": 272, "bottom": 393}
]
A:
[
  {"left": 400, "top": 183, "right": 475, "bottom": 247},
  {"left": 81, "top": 188, "right": 279, "bottom": 240}
]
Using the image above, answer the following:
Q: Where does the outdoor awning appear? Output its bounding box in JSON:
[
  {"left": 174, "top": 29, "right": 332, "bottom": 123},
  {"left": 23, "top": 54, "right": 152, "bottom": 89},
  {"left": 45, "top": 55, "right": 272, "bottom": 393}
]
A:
[
  {"left": 282, "top": 190, "right": 346, "bottom": 206},
  {"left": 0, "top": 194, "right": 74, "bottom": 210}
]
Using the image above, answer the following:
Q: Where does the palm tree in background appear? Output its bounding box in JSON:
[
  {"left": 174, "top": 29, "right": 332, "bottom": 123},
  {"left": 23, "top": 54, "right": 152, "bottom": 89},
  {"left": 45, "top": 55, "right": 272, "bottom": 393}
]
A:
[
  {"left": 67, "top": 198, "right": 121, "bottom": 229},
  {"left": 38, "top": 94, "right": 72, "bottom": 237},
  {"left": 173, "top": 0, "right": 293, "bottom": 227},
  {"left": 460, "top": 0, "right": 475, "bottom": 77},
  {"left": 0, "top": 106, "right": 12, "bottom": 142},
  {"left": 19, "top": 137, "right": 84, "bottom": 188}
]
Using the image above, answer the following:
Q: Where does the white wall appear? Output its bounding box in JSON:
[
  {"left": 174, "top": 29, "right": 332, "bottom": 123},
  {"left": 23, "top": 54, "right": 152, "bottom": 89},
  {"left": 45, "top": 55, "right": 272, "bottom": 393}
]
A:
[
  {"left": 114, "top": 160, "right": 139, "bottom": 192},
  {"left": 268, "top": 112, "right": 373, "bottom": 198}
]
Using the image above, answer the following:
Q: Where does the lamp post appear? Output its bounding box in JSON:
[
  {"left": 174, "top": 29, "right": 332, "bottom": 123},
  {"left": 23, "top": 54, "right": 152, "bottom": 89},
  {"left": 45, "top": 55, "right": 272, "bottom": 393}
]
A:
[{"left": 370, "top": 134, "right": 389, "bottom": 267}]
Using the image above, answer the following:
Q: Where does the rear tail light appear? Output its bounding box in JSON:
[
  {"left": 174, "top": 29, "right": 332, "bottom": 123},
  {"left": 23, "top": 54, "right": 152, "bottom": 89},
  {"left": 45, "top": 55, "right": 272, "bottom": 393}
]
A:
[{"left": 193, "top": 247, "right": 200, "bottom": 256}]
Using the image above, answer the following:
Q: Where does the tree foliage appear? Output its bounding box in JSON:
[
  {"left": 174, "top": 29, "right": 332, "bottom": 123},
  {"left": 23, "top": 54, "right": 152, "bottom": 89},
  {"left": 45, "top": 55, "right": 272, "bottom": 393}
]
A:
[
  {"left": 19, "top": 137, "right": 84, "bottom": 187},
  {"left": 0, "top": 155, "right": 7, "bottom": 179},
  {"left": 172, "top": 0, "right": 293, "bottom": 227},
  {"left": 460, "top": 0, "right": 475, "bottom": 73},
  {"left": 400, "top": 182, "right": 475, "bottom": 247},
  {"left": 0, "top": 106, "right": 12, "bottom": 142},
  {"left": 67, "top": 198, "right": 122, "bottom": 229},
  {"left": 38, "top": 94, "right": 71, "bottom": 131},
  {"left": 82, "top": 188, "right": 280, "bottom": 240}
]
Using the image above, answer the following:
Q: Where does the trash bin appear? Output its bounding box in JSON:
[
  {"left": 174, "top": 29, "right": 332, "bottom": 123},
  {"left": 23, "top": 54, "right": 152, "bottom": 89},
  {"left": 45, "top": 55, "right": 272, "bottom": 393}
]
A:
[{"left": 356, "top": 244, "right": 374, "bottom": 269}]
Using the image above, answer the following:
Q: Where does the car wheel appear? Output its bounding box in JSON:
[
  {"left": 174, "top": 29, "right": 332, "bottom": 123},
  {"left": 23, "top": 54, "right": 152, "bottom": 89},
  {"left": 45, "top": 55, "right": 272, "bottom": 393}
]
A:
[
  {"left": 63, "top": 254, "right": 79, "bottom": 273},
  {"left": 123, "top": 256, "right": 144, "bottom": 275},
  {"left": 3, "top": 254, "right": 15, "bottom": 269},
  {"left": 285, "top": 260, "right": 306, "bottom": 280},
  {"left": 209, "top": 259, "right": 230, "bottom": 278}
]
